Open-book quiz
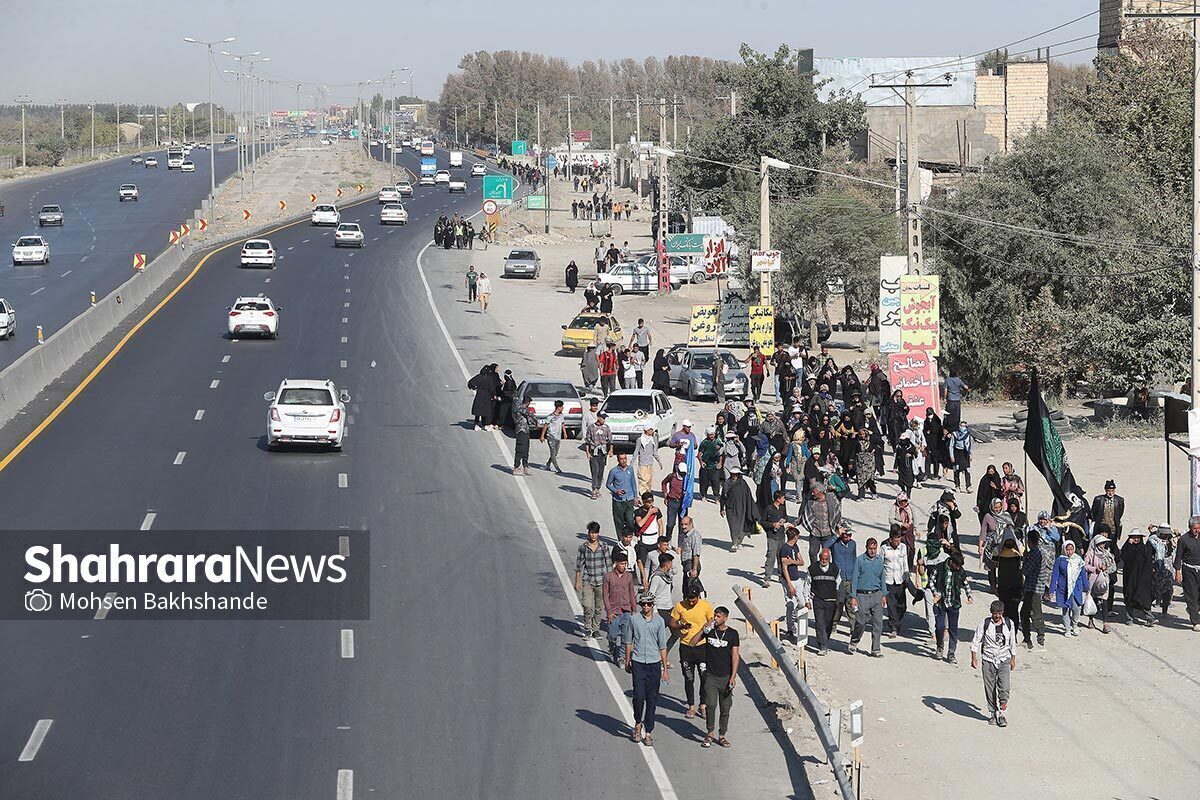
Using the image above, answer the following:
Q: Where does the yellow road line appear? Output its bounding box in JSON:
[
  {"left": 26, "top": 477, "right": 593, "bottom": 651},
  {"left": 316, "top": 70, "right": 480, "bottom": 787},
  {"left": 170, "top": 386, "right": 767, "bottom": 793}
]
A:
[{"left": 0, "top": 197, "right": 378, "bottom": 475}]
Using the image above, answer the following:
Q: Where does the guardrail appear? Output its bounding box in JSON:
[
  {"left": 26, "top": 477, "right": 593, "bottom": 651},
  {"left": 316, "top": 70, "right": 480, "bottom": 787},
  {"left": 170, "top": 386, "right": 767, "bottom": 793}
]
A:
[{"left": 732, "top": 584, "right": 856, "bottom": 800}]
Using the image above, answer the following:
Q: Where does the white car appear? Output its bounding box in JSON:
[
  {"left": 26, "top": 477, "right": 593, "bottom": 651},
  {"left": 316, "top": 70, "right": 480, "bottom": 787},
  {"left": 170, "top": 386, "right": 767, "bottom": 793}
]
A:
[
  {"left": 12, "top": 236, "right": 50, "bottom": 266},
  {"left": 311, "top": 204, "right": 340, "bottom": 226},
  {"left": 118, "top": 184, "right": 139, "bottom": 202},
  {"left": 144, "top": 157, "right": 159, "bottom": 168},
  {"left": 265, "top": 379, "right": 349, "bottom": 450},
  {"left": 130, "top": 155, "right": 143, "bottom": 164},
  {"left": 598, "top": 262, "right": 680, "bottom": 294},
  {"left": 196, "top": 142, "right": 209, "bottom": 150},
  {"left": 0, "top": 298, "right": 15, "bottom": 340},
  {"left": 378, "top": 186, "right": 401, "bottom": 203},
  {"left": 598, "top": 389, "right": 679, "bottom": 447},
  {"left": 630, "top": 253, "right": 708, "bottom": 285},
  {"left": 334, "top": 223, "right": 365, "bottom": 247},
  {"left": 401, "top": 138, "right": 412, "bottom": 148},
  {"left": 397, "top": 182, "right": 414, "bottom": 197},
  {"left": 471, "top": 163, "right": 487, "bottom": 177},
  {"left": 370, "top": 139, "right": 381, "bottom": 146},
  {"left": 227, "top": 296, "right": 280, "bottom": 338},
  {"left": 180, "top": 161, "right": 196, "bottom": 173},
  {"left": 448, "top": 178, "right": 466, "bottom": 193},
  {"left": 240, "top": 239, "right": 277, "bottom": 268},
  {"left": 434, "top": 169, "right": 450, "bottom": 185},
  {"left": 380, "top": 204, "right": 408, "bottom": 225}
]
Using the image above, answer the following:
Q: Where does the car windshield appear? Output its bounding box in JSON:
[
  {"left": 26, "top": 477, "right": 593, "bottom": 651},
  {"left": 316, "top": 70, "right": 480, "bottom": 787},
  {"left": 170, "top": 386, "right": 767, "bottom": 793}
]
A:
[
  {"left": 0, "top": 302, "right": 8, "bottom": 312},
  {"left": 602, "top": 396, "right": 654, "bottom": 414},
  {"left": 16, "top": 237, "right": 42, "bottom": 247},
  {"left": 278, "top": 388, "right": 333, "bottom": 406},
  {"left": 244, "top": 241, "right": 270, "bottom": 250},
  {"left": 523, "top": 382, "right": 577, "bottom": 399},
  {"left": 508, "top": 251, "right": 536, "bottom": 261},
  {"left": 121, "top": 185, "right": 135, "bottom": 190},
  {"left": 384, "top": 204, "right": 404, "bottom": 211},
  {"left": 316, "top": 205, "right": 335, "bottom": 212},
  {"left": 690, "top": 353, "right": 741, "bottom": 370},
  {"left": 235, "top": 302, "right": 272, "bottom": 311},
  {"left": 40, "top": 206, "right": 60, "bottom": 213},
  {"left": 337, "top": 224, "right": 359, "bottom": 232},
  {"left": 568, "top": 315, "right": 608, "bottom": 330}
]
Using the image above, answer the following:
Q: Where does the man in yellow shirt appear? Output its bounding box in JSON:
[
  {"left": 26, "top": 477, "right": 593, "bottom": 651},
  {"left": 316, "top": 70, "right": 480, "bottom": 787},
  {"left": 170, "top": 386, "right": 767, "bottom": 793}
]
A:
[{"left": 670, "top": 585, "right": 715, "bottom": 719}]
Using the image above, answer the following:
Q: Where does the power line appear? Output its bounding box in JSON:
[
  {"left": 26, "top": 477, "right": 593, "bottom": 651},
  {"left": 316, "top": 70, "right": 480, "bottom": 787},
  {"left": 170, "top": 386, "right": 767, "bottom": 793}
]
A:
[{"left": 918, "top": 205, "right": 1187, "bottom": 254}]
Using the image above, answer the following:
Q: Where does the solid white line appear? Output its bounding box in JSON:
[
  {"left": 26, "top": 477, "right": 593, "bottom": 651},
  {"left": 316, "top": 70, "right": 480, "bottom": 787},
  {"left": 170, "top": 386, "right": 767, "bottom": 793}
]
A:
[
  {"left": 140, "top": 512, "right": 157, "bottom": 530},
  {"left": 221, "top": 355, "right": 231, "bottom": 363},
  {"left": 209, "top": 379, "right": 220, "bottom": 389},
  {"left": 194, "top": 409, "right": 205, "bottom": 421},
  {"left": 338, "top": 473, "right": 348, "bottom": 488},
  {"left": 340, "top": 629, "right": 355, "bottom": 658},
  {"left": 336, "top": 769, "right": 353, "bottom": 800},
  {"left": 173, "top": 451, "right": 186, "bottom": 466},
  {"left": 93, "top": 592, "right": 117, "bottom": 620},
  {"left": 18, "top": 720, "right": 53, "bottom": 762},
  {"left": 414, "top": 238, "right": 678, "bottom": 800},
  {"left": 30, "top": 287, "right": 45, "bottom": 296},
  {"left": 338, "top": 535, "right": 350, "bottom": 556}
]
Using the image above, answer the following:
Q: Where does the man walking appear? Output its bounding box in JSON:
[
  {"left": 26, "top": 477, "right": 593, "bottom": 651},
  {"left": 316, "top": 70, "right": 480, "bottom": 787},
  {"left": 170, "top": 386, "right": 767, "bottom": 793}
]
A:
[
  {"left": 585, "top": 411, "right": 613, "bottom": 500},
  {"left": 604, "top": 552, "right": 638, "bottom": 663},
  {"left": 831, "top": 524, "right": 858, "bottom": 641},
  {"left": 539, "top": 400, "right": 566, "bottom": 474},
  {"left": 465, "top": 265, "right": 478, "bottom": 302},
  {"left": 779, "top": 525, "right": 809, "bottom": 644},
  {"left": 598, "top": 342, "right": 619, "bottom": 397},
  {"left": 809, "top": 546, "right": 839, "bottom": 655},
  {"left": 633, "top": 425, "right": 662, "bottom": 497},
  {"left": 1174, "top": 515, "right": 1200, "bottom": 630},
  {"left": 575, "top": 521, "right": 607, "bottom": 639},
  {"left": 606, "top": 453, "right": 637, "bottom": 535},
  {"left": 670, "top": 584, "right": 714, "bottom": 721},
  {"left": 511, "top": 401, "right": 537, "bottom": 476},
  {"left": 970, "top": 600, "right": 1018, "bottom": 727},
  {"left": 762, "top": 490, "right": 789, "bottom": 588},
  {"left": 698, "top": 427, "right": 722, "bottom": 503},
  {"left": 627, "top": 592, "right": 670, "bottom": 747},
  {"left": 1020, "top": 527, "right": 1050, "bottom": 649},
  {"left": 849, "top": 537, "right": 886, "bottom": 657},
  {"left": 661, "top": 462, "right": 687, "bottom": 540},
  {"left": 881, "top": 527, "right": 910, "bottom": 637},
  {"left": 678, "top": 516, "right": 703, "bottom": 596},
  {"left": 701, "top": 606, "right": 740, "bottom": 749}
]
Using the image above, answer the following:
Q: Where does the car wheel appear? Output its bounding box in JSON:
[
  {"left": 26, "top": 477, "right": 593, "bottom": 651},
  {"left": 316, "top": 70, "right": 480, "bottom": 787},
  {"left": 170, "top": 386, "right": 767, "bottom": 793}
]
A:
[
  {"left": 691, "top": 271, "right": 706, "bottom": 284},
  {"left": 686, "top": 382, "right": 696, "bottom": 402},
  {"left": 610, "top": 284, "right": 623, "bottom": 295},
  {"left": 331, "top": 442, "right": 343, "bottom": 452}
]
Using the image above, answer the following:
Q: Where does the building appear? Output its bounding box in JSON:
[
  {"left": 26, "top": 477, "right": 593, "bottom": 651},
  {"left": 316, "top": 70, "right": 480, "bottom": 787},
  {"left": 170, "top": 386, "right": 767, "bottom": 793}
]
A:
[{"left": 1099, "top": 0, "right": 1191, "bottom": 55}]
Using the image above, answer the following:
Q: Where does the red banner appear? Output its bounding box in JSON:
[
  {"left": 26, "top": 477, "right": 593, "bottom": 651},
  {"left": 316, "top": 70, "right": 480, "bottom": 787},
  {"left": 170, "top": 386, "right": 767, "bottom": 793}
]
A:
[
  {"left": 572, "top": 129, "right": 591, "bottom": 143},
  {"left": 887, "top": 353, "right": 941, "bottom": 422}
]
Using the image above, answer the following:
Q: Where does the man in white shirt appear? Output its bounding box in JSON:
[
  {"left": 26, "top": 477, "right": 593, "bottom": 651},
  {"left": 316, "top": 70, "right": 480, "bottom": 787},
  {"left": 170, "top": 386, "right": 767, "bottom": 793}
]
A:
[
  {"left": 971, "top": 600, "right": 1018, "bottom": 727},
  {"left": 629, "top": 318, "right": 653, "bottom": 359},
  {"left": 881, "top": 527, "right": 910, "bottom": 638},
  {"left": 633, "top": 425, "right": 662, "bottom": 496}
]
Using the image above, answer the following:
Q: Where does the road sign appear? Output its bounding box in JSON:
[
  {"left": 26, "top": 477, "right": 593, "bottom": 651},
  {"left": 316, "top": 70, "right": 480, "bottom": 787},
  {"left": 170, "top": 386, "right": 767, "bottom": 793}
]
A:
[
  {"left": 242, "top": 209, "right": 251, "bottom": 221},
  {"left": 197, "top": 218, "right": 208, "bottom": 232},
  {"left": 180, "top": 223, "right": 190, "bottom": 236},
  {"left": 356, "top": 184, "right": 364, "bottom": 193},
  {"left": 336, "top": 188, "right": 344, "bottom": 198},
  {"left": 169, "top": 230, "right": 180, "bottom": 245},
  {"left": 482, "top": 175, "right": 514, "bottom": 202},
  {"left": 666, "top": 233, "right": 705, "bottom": 254},
  {"left": 132, "top": 253, "right": 146, "bottom": 270},
  {"left": 751, "top": 249, "right": 782, "bottom": 273},
  {"left": 511, "top": 140, "right": 527, "bottom": 156},
  {"left": 525, "top": 194, "right": 546, "bottom": 210},
  {"left": 309, "top": 193, "right": 317, "bottom": 203},
  {"left": 849, "top": 700, "right": 864, "bottom": 748},
  {"left": 546, "top": 153, "right": 558, "bottom": 171},
  {"left": 482, "top": 199, "right": 498, "bottom": 216}
]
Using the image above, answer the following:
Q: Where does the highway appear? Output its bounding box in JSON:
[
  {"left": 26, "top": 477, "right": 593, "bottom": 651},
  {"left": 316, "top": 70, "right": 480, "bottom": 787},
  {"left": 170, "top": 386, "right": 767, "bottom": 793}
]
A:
[{"left": 0, "top": 144, "right": 265, "bottom": 371}]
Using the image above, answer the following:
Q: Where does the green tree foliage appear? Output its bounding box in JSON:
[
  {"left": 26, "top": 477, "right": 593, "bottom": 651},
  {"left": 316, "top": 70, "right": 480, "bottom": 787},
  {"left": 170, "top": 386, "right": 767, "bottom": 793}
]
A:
[{"left": 28, "top": 136, "right": 68, "bottom": 167}]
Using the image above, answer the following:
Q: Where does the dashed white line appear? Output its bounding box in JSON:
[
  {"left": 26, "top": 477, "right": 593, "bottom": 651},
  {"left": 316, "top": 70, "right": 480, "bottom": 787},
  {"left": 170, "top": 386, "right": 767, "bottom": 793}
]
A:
[
  {"left": 302, "top": 238, "right": 310, "bottom": 243},
  {"left": 60, "top": 270, "right": 71, "bottom": 277},
  {"left": 342, "top": 317, "right": 348, "bottom": 323},
  {"left": 30, "top": 287, "right": 45, "bottom": 296},
  {"left": 340, "top": 360, "right": 347, "bottom": 368},
  {"left": 338, "top": 473, "right": 348, "bottom": 488},
  {"left": 340, "top": 629, "right": 355, "bottom": 658},
  {"left": 18, "top": 720, "right": 53, "bottom": 762},
  {"left": 347, "top": 414, "right": 354, "bottom": 426},
  {"left": 173, "top": 451, "right": 186, "bottom": 466},
  {"left": 340, "top": 336, "right": 348, "bottom": 343},
  {"left": 337, "top": 769, "right": 353, "bottom": 800},
  {"left": 338, "top": 535, "right": 350, "bottom": 556},
  {"left": 221, "top": 355, "right": 231, "bottom": 363},
  {"left": 344, "top": 302, "right": 350, "bottom": 308},
  {"left": 194, "top": 410, "right": 205, "bottom": 421},
  {"left": 265, "top": 278, "right": 271, "bottom": 283},
  {"left": 209, "top": 379, "right": 220, "bottom": 389},
  {"left": 80, "top": 255, "right": 89, "bottom": 263},
  {"left": 345, "top": 288, "right": 350, "bottom": 293},
  {"left": 93, "top": 592, "right": 117, "bottom": 620},
  {"left": 140, "top": 512, "right": 157, "bottom": 530}
]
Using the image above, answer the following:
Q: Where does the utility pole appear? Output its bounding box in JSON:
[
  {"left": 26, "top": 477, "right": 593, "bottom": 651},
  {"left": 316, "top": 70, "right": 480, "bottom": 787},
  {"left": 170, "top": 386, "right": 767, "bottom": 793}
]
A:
[
  {"left": 116, "top": 102, "right": 120, "bottom": 154},
  {"left": 16, "top": 95, "right": 31, "bottom": 167},
  {"left": 608, "top": 96, "right": 616, "bottom": 197},
  {"left": 535, "top": 100, "right": 541, "bottom": 150},
  {"left": 672, "top": 93, "right": 678, "bottom": 146},
  {"left": 514, "top": 104, "right": 518, "bottom": 143},
  {"left": 136, "top": 104, "right": 142, "bottom": 149},
  {"left": 658, "top": 148, "right": 670, "bottom": 293},
  {"left": 758, "top": 155, "right": 792, "bottom": 317},
  {"left": 634, "top": 92, "right": 641, "bottom": 146},
  {"left": 564, "top": 94, "right": 574, "bottom": 176},
  {"left": 659, "top": 97, "right": 666, "bottom": 145},
  {"left": 58, "top": 98, "right": 66, "bottom": 139},
  {"left": 871, "top": 70, "right": 952, "bottom": 275},
  {"left": 154, "top": 104, "right": 159, "bottom": 147},
  {"left": 453, "top": 105, "right": 459, "bottom": 145},
  {"left": 90, "top": 102, "right": 95, "bottom": 158},
  {"left": 1126, "top": 1, "right": 1200, "bottom": 514},
  {"left": 493, "top": 100, "right": 500, "bottom": 148}
]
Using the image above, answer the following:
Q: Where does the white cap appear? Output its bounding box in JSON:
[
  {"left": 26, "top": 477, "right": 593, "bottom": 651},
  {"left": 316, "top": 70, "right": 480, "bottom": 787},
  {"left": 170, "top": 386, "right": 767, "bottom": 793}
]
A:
[
  {"left": 677, "top": 462, "right": 688, "bottom": 473},
  {"left": 706, "top": 426, "right": 716, "bottom": 434},
  {"left": 681, "top": 419, "right": 693, "bottom": 427}
]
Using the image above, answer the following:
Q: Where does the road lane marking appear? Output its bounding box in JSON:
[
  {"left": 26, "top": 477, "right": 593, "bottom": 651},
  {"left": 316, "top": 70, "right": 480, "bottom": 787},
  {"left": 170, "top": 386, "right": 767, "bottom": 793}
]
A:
[
  {"left": 140, "top": 512, "right": 156, "bottom": 530},
  {"left": 345, "top": 288, "right": 350, "bottom": 293},
  {"left": 340, "top": 629, "right": 354, "bottom": 658},
  {"left": 194, "top": 410, "right": 205, "bottom": 421},
  {"left": 341, "top": 336, "right": 347, "bottom": 343},
  {"left": 93, "top": 592, "right": 117, "bottom": 620},
  {"left": 338, "top": 535, "right": 350, "bottom": 556},
  {"left": 338, "top": 473, "right": 348, "bottom": 488},
  {"left": 344, "top": 302, "right": 350, "bottom": 308},
  {"left": 340, "top": 360, "right": 347, "bottom": 368},
  {"left": 18, "top": 720, "right": 53, "bottom": 762},
  {"left": 415, "top": 236, "right": 679, "bottom": 800},
  {"left": 30, "top": 287, "right": 45, "bottom": 296},
  {"left": 173, "top": 451, "right": 186, "bottom": 466},
  {"left": 221, "top": 355, "right": 231, "bottom": 363},
  {"left": 302, "top": 239, "right": 310, "bottom": 243},
  {"left": 337, "top": 769, "right": 353, "bottom": 800},
  {"left": 80, "top": 255, "right": 88, "bottom": 263},
  {"left": 60, "top": 270, "right": 71, "bottom": 277},
  {"left": 209, "top": 379, "right": 220, "bottom": 389},
  {"left": 342, "top": 317, "right": 348, "bottom": 323}
]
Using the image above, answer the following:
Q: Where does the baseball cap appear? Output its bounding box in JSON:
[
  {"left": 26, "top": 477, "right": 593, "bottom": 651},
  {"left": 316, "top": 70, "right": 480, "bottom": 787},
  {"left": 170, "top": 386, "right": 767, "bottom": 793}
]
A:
[
  {"left": 1038, "top": 510, "right": 1051, "bottom": 520},
  {"left": 681, "top": 419, "right": 693, "bottom": 427}
]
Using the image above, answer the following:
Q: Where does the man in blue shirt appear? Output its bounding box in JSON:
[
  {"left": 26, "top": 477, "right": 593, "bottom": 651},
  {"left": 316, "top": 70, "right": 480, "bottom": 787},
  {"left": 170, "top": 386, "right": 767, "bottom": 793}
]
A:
[
  {"left": 830, "top": 524, "right": 858, "bottom": 638},
  {"left": 943, "top": 373, "right": 969, "bottom": 429},
  {"left": 606, "top": 453, "right": 638, "bottom": 535},
  {"left": 849, "top": 537, "right": 887, "bottom": 657},
  {"left": 626, "top": 592, "right": 670, "bottom": 746}
]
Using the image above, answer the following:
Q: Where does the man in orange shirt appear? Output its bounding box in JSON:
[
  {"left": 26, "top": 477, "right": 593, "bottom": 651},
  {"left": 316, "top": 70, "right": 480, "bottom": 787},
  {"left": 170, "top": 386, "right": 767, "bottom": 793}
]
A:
[{"left": 598, "top": 342, "right": 619, "bottom": 396}]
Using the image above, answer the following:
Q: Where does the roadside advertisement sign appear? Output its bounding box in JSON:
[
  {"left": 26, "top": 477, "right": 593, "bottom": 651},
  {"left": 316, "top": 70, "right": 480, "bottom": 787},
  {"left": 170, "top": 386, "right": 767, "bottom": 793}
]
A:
[
  {"left": 749, "top": 305, "right": 775, "bottom": 356},
  {"left": 878, "top": 255, "right": 906, "bottom": 354},
  {"left": 572, "top": 129, "right": 592, "bottom": 143},
  {"left": 718, "top": 291, "right": 750, "bottom": 346},
  {"left": 666, "top": 233, "right": 705, "bottom": 255},
  {"left": 688, "top": 304, "right": 718, "bottom": 346},
  {"left": 703, "top": 236, "right": 730, "bottom": 277},
  {"left": 899, "top": 274, "right": 940, "bottom": 356},
  {"left": 750, "top": 249, "right": 781, "bottom": 273},
  {"left": 887, "top": 352, "right": 940, "bottom": 421},
  {"left": 271, "top": 110, "right": 289, "bottom": 118}
]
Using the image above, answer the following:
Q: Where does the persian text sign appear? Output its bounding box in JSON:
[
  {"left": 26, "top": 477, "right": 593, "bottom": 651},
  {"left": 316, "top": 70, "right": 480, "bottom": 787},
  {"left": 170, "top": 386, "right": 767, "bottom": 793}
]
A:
[
  {"left": 878, "top": 255, "right": 905, "bottom": 354},
  {"left": 749, "top": 305, "right": 775, "bottom": 357},
  {"left": 750, "top": 249, "right": 781, "bottom": 273},
  {"left": 899, "top": 274, "right": 939, "bottom": 356},
  {"left": 666, "top": 233, "right": 705, "bottom": 255},
  {"left": 887, "top": 353, "right": 940, "bottom": 421},
  {"left": 703, "top": 236, "right": 730, "bottom": 276},
  {"left": 688, "top": 304, "right": 718, "bottom": 346}
]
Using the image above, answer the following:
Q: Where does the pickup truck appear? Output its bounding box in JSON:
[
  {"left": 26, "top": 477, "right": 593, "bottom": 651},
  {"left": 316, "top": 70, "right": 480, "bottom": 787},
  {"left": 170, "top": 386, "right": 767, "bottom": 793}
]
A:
[{"left": 448, "top": 178, "right": 466, "bottom": 193}]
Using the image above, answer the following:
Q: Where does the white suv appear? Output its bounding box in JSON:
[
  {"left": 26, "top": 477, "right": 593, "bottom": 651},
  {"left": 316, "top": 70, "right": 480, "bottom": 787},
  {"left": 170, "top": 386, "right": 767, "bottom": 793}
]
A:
[
  {"left": 227, "top": 296, "right": 280, "bottom": 338},
  {"left": 311, "top": 204, "right": 340, "bottom": 226},
  {"left": 12, "top": 236, "right": 50, "bottom": 266},
  {"left": 240, "top": 239, "right": 277, "bottom": 268},
  {"left": 265, "top": 379, "right": 349, "bottom": 450},
  {"left": 118, "top": 184, "right": 139, "bottom": 202}
]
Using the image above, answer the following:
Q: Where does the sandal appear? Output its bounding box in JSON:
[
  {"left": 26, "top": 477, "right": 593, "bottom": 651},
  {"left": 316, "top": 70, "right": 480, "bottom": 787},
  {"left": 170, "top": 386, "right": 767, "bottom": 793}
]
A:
[
  {"left": 643, "top": 733, "right": 654, "bottom": 747},
  {"left": 632, "top": 723, "right": 643, "bottom": 743},
  {"left": 702, "top": 734, "right": 714, "bottom": 748},
  {"left": 685, "top": 707, "right": 696, "bottom": 719},
  {"left": 718, "top": 737, "right": 732, "bottom": 748}
]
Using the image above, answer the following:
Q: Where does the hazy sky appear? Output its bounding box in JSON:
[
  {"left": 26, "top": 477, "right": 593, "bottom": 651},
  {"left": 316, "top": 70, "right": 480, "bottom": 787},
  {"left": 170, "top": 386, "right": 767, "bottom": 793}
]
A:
[{"left": 3, "top": 0, "right": 1098, "bottom": 108}]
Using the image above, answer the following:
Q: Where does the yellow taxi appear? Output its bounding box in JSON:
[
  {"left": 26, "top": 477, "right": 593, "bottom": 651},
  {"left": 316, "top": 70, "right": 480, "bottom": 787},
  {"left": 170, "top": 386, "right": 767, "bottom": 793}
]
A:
[{"left": 560, "top": 312, "right": 622, "bottom": 354}]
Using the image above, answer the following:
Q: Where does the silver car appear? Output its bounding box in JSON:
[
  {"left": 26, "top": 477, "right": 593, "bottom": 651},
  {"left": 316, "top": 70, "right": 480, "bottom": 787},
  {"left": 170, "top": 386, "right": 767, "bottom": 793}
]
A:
[
  {"left": 37, "top": 205, "right": 64, "bottom": 227},
  {"left": 502, "top": 248, "right": 541, "bottom": 279},
  {"left": 668, "top": 348, "right": 749, "bottom": 400},
  {"left": 514, "top": 379, "right": 585, "bottom": 438}
]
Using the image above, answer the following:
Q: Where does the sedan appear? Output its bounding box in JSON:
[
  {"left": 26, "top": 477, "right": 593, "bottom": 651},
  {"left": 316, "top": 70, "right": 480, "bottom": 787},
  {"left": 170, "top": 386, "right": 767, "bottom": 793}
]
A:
[
  {"left": 471, "top": 163, "right": 487, "bottom": 177},
  {"left": 180, "top": 161, "right": 196, "bottom": 173},
  {"left": 668, "top": 348, "right": 749, "bottom": 401},
  {"left": 397, "top": 182, "right": 414, "bottom": 197},
  {"left": 240, "top": 239, "right": 277, "bottom": 268},
  {"left": 311, "top": 204, "right": 340, "bottom": 226},
  {"left": 515, "top": 380, "right": 585, "bottom": 438},
  {"left": 378, "top": 186, "right": 401, "bottom": 203},
  {"left": 12, "top": 236, "right": 50, "bottom": 266},
  {"left": 130, "top": 155, "right": 143, "bottom": 164},
  {"left": 631, "top": 253, "right": 708, "bottom": 285},
  {"left": 598, "top": 262, "right": 679, "bottom": 294},
  {"left": 144, "top": 157, "right": 159, "bottom": 168},
  {"left": 502, "top": 248, "right": 541, "bottom": 279},
  {"left": 334, "top": 223, "right": 365, "bottom": 248},
  {"left": 0, "top": 298, "right": 15, "bottom": 340},
  {"left": 228, "top": 296, "right": 280, "bottom": 338},
  {"left": 264, "top": 379, "right": 350, "bottom": 451},
  {"left": 448, "top": 178, "right": 466, "bottom": 193},
  {"left": 380, "top": 204, "right": 408, "bottom": 225},
  {"left": 435, "top": 170, "right": 450, "bottom": 185},
  {"left": 118, "top": 184, "right": 139, "bottom": 201},
  {"left": 37, "top": 205, "right": 64, "bottom": 227},
  {"left": 599, "top": 390, "right": 678, "bottom": 447}
]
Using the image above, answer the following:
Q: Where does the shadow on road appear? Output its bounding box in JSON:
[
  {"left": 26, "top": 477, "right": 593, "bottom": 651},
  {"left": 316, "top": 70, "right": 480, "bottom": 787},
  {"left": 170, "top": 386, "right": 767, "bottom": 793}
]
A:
[{"left": 921, "top": 695, "right": 989, "bottom": 720}]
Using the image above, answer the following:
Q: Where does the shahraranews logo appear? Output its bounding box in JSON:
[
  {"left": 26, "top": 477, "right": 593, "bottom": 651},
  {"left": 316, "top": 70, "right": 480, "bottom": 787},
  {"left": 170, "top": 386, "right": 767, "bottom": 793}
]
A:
[{"left": 24, "top": 543, "right": 347, "bottom": 584}]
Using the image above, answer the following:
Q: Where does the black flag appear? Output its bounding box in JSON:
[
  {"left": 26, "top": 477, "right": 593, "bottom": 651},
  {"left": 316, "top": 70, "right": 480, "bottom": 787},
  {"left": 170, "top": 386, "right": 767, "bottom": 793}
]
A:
[{"left": 1023, "top": 369, "right": 1085, "bottom": 514}]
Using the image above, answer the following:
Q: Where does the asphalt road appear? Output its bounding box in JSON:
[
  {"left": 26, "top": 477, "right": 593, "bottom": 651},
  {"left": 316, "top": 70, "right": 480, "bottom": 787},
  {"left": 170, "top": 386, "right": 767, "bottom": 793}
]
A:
[
  {"left": 0, "top": 147, "right": 689, "bottom": 798},
  {"left": 0, "top": 144, "right": 266, "bottom": 371}
]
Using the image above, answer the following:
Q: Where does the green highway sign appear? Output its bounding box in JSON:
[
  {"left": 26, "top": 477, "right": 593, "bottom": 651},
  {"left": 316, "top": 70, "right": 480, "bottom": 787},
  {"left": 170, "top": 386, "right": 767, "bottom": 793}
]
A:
[
  {"left": 483, "top": 175, "right": 515, "bottom": 201},
  {"left": 511, "top": 140, "right": 527, "bottom": 155},
  {"left": 525, "top": 194, "right": 546, "bottom": 210}
]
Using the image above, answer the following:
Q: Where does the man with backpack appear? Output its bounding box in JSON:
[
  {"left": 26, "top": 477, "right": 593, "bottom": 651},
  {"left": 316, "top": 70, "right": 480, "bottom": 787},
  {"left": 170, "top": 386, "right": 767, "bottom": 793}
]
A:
[{"left": 970, "top": 600, "right": 1018, "bottom": 727}]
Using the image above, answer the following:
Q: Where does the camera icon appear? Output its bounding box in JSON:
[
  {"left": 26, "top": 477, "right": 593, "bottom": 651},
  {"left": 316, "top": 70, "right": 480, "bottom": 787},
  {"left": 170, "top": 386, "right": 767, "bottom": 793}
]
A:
[{"left": 24, "top": 589, "right": 53, "bottom": 613}]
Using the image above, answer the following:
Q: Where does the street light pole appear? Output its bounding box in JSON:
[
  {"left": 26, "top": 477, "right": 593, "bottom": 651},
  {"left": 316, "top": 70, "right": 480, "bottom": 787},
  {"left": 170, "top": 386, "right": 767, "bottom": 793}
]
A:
[
  {"left": 58, "top": 98, "right": 66, "bottom": 139},
  {"left": 116, "top": 102, "right": 120, "bottom": 154},
  {"left": 184, "top": 36, "right": 236, "bottom": 222},
  {"left": 758, "top": 154, "right": 791, "bottom": 312},
  {"left": 90, "top": 102, "right": 95, "bottom": 158},
  {"left": 16, "top": 95, "right": 31, "bottom": 167}
]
